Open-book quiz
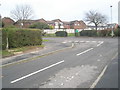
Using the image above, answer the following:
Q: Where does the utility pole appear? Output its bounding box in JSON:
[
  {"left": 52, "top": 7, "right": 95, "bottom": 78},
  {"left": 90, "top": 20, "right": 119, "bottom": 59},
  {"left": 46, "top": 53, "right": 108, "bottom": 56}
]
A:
[{"left": 110, "top": 5, "right": 114, "bottom": 37}]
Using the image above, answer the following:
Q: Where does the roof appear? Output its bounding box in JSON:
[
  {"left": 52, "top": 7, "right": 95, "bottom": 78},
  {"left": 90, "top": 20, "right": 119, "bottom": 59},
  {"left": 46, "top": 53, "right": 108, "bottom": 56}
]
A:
[
  {"left": 2, "top": 17, "right": 15, "bottom": 22},
  {"left": 52, "top": 19, "right": 62, "bottom": 22},
  {"left": 63, "top": 21, "right": 70, "bottom": 25}
]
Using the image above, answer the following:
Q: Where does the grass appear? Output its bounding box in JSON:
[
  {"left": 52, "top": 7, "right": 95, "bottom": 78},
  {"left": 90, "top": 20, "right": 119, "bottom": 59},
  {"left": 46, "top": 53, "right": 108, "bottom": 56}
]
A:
[
  {"left": 43, "top": 33, "right": 75, "bottom": 37},
  {"left": 42, "top": 39, "right": 50, "bottom": 42},
  {"left": 68, "top": 33, "right": 75, "bottom": 37},
  {"left": 43, "top": 34, "right": 56, "bottom": 37},
  {"left": 2, "top": 50, "right": 14, "bottom": 58},
  {"left": 2, "top": 45, "right": 45, "bottom": 58}
]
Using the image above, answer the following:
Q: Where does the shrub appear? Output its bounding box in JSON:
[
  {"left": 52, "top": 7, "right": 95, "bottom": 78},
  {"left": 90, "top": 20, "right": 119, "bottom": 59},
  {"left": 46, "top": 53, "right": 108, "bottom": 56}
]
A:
[
  {"left": 80, "top": 30, "right": 97, "bottom": 37},
  {"left": 55, "top": 31, "right": 68, "bottom": 37},
  {"left": 114, "top": 28, "right": 120, "bottom": 36},
  {"left": 97, "top": 30, "right": 111, "bottom": 37},
  {"left": 2, "top": 29, "right": 7, "bottom": 50},
  {"left": 2, "top": 28, "right": 42, "bottom": 49}
]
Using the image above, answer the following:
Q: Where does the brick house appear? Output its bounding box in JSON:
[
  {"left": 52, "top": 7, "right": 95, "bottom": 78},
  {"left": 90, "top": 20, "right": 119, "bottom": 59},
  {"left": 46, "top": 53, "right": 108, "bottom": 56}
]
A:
[
  {"left": 2, "top": 17, "right": 15, "bottom": 27},
  {"left": 51, "top": 19, "right": 64, "bottom": 29},
  {"left": 63, "top": 22, "right": 71, "bottom": 29},
  {"left": 47, "top": 20, "right": 55, "bottom": 28},
  {"left": 2, "top": 17, "right": 87, "bottom": 29},
  {"left": 14, "top": 18, "right": 47, "bottom": 28},
  {"left": 46, "top": 19, "right": 86, "bottom": 29},
  {"left": 70, "top": 20, "right": 86, "bottom": 29}
]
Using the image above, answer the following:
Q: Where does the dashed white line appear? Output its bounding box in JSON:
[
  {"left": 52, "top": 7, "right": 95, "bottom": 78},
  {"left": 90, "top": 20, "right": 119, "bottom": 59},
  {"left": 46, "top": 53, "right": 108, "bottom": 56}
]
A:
[
  {"left": 92, "top": 41, "right": 97, "bottom": 43},
  {"left": 86, "top": 41, "right": 90, "bottom": 42},
  {"left": 62, "top": 42, "right": 67, "bottom": 43},
  {"left": 76, "top": 48, "right": 93, "bottom": 56},
  {"left": 79, "top": 41, "right": 85, "bottom": 43},
  {"left": 11, "top": 60, "right": 64, "bottom": 84},
  {"left": 97, "top": 41, "right": 104, "bottom": 47}
]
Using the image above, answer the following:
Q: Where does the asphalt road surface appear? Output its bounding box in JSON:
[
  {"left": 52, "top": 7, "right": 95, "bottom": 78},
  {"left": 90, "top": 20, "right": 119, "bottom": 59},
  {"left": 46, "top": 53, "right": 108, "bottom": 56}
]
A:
[{"left": 2, "top": 37, "right": 118, "bottom": 88}]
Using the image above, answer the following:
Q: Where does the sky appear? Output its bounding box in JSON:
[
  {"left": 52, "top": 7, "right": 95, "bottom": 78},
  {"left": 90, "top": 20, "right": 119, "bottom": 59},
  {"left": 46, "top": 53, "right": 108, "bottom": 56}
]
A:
[{"left": 0, "top": 0, "right": 119, "bottom": 24}]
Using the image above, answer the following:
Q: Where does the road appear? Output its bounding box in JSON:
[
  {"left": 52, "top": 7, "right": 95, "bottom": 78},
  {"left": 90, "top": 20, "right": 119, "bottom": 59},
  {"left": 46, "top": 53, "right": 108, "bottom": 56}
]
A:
[{"left": 2, "top": 37, "right": 118, "bottom": 88}]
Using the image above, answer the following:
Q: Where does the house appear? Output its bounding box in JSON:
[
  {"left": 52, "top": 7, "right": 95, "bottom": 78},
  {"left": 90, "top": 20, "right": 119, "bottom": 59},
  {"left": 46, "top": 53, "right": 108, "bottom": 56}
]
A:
[
  {"left": 70, "top": 20, "right": 86, "bottom": 29},
  {"left": 52, "top": 19, "right": 64, "bottom": 29},
  {"left": 46, "top": 19, "right": 86, "bottom": 29},
  {"left": 86, "top": 23, "right": 118, "bottom": 30},
  {"left": 86, "top": 25, "right": 107, "bottom": 30},
  {"left": 47, "top": 20, "right": 55, "bottom": 28},
  {"left": 107, "top": 23, "right": 119, "bottom": 30},
  {"left": 2, "top": 16, "right": 87, "bottom": 29},
  {"left": 14, "top": 18, "right": 47, "bottom": 28},
  {"left": 63, "top": 21, "right": 71, "bottom": 29},
  {"left": 2, "top": 17, "right": 15, "bottom": 27}
]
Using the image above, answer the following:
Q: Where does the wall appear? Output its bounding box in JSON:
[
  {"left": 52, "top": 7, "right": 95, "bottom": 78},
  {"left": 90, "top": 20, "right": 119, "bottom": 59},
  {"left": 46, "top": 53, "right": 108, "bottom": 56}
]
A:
[{"left": 44, "top": 29, "right": 83, "bottom": 34}]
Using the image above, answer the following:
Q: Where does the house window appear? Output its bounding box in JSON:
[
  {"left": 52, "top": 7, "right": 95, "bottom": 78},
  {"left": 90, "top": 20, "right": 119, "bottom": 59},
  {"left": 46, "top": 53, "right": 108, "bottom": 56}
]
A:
[{"left": 78, "top": 24, "right": 80, "bottom": 26}]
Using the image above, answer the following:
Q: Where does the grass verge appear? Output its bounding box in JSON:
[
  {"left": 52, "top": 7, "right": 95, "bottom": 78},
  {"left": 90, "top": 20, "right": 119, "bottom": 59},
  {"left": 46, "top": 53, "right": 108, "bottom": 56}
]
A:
[{"left": 2, "top": 45, "right": 44, "bottom": 58}]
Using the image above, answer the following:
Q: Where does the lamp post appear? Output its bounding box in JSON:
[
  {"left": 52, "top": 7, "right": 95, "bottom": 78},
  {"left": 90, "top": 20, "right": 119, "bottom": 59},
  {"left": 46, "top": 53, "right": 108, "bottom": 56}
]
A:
[{"left": 110, "top": 5, "right": 114, "bottom": 37}]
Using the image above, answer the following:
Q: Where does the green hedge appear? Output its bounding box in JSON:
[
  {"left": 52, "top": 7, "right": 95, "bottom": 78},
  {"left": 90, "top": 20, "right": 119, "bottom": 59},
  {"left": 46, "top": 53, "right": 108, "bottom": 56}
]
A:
[
  {"left": 55, "top": 31, "right": 68, "bottom": 37},
  {"left": 2, "top": 28, "right": 42, "bottom": 50},
  {"left": 2, "top": 29, "right": 7, "bottom": 50},
  {"left": 80, "top": 30, "right": 97, "bottom": 37}
]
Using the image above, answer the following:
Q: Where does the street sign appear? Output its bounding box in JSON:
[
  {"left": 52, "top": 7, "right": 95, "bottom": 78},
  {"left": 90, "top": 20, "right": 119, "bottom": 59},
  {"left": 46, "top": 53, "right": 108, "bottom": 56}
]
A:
[{"left": 75, "top": 29, "right": 79, "bottom": 33}]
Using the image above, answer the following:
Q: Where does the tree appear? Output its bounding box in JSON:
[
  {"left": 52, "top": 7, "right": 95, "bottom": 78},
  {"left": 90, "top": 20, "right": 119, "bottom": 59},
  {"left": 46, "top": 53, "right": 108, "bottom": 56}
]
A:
[
  {"left": 85, "top": 11, "right": 107, "bottom": 30},
  {"left": 10, "top": 4, "right": 34, "bottom": 27}
]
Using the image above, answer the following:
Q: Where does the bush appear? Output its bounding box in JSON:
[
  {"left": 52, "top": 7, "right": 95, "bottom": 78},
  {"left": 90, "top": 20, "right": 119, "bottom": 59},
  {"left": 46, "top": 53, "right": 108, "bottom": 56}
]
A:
[
  {"left": 80, "top": 30, "right": 97, "bottom": 37},
  {"left": 2, "top": 28, "right": 42, "bottom": 49},
  {"left": 2, "top": 29, "right": 7, "bottom": 50},
  {"left": 55, "top": 31, "right": 68, "bottom": 37},
  {"left": 97, "top": 30, "right": 111, "bottom": 37},
  {"left": 114, "top": 28, "right": 120, "bottom": 36}
]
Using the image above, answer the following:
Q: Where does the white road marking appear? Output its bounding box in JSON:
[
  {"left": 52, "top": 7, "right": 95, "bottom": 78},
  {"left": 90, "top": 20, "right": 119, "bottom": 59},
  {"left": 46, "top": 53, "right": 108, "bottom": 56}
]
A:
[
  {"left": 76, "top": 48, "right": 93, "bottom": 56},
  {"left": 75, "top": 41, "right": 79, "bottom": 43},
  {"left": 68, "top": 41, "right": 72, "bottom": 42},
  {"left": 97, "top": 41, "right": 104, "bottom": 47},
  {"left": 80, "top": 41, "right": 85, "bottom": 43},
  {"left": 62, "top": 42, "right": 67, "bottom": 43},
  {"left": 86, "top": 41, "right": 90, "bottom": 42},
  {"left": 90, "top": 65, "right": 108, "bottom": 88},
  {"left": 11, "top": 60, "right": 64, "bottom": 84},
  {"left": 92, "top": 41, "right": 96, "bottom": 43}
]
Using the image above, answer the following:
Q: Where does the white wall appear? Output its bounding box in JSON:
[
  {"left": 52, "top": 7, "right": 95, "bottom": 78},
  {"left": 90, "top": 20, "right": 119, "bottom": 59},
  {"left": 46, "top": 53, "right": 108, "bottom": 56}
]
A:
[{"left": 44, "top": 29, "right": 83, "bottom": 34}]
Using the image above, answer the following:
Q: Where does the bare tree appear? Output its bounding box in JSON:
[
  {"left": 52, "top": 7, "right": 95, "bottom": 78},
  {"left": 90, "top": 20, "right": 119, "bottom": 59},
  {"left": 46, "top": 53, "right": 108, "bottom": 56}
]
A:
[
  {"left": 85, "top": 11, "right": 107, "bottom": 30},
  {"left": 10, "top": 4, "right": 34, "bottom": 27}
]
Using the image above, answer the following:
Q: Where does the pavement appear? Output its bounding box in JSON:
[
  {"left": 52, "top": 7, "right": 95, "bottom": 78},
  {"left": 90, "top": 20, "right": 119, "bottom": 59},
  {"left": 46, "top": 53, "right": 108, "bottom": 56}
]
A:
[
  {"left": 2, "top": 38, "right": 72, "bottom": 65},
  {"left": 1, "top": 37, "right": 118, "bottom": 88},
  {"left": 95, "top": 56, "right": 118, "bottom": 88}
]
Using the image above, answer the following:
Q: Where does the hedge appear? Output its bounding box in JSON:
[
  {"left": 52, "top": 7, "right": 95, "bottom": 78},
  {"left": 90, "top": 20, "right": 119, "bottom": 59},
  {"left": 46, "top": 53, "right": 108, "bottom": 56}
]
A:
[
  {"left": 55, "top": 31, "right": 68, "bottom": 37},
  {"left": 2, "top": 28, "right": 42, "bottom": 50},
  {"left": 114, "top": 28, "right": 120, "bottom": 36},
  {"left": 80, "top": 30, "right": 97, "bottom": 37},
  {"left": 97, "top": 30, "right": 111, "bottom": 37},
  {"left": 2, "top": 29, "right": 7, "bottom": 50}
]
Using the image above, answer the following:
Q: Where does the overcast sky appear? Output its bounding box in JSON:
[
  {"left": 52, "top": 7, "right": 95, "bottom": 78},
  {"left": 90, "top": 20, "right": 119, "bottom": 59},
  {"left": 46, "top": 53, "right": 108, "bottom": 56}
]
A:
[{"left": 0, "top": 0, "right": 119, "bottom": 23}]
